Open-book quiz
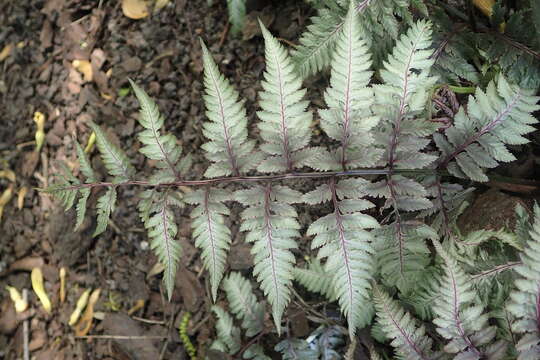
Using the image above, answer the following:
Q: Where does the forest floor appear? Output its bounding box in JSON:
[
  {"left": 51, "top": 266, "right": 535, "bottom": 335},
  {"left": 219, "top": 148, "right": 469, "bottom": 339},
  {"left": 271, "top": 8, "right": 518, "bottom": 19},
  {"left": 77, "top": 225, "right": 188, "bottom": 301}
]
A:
[{"left": 0, "top": 0, "right": 539, "bottom": 359}]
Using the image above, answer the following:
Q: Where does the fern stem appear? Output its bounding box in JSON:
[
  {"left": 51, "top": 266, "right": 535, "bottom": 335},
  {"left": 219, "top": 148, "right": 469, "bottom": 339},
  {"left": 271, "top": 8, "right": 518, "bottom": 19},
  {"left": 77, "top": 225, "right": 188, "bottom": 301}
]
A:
[
  {"left": 48, "top": 168, "right": 450, "bottom": 193},
  {"left": 386, "top": 175, "right": 405, "bottom": 276}
]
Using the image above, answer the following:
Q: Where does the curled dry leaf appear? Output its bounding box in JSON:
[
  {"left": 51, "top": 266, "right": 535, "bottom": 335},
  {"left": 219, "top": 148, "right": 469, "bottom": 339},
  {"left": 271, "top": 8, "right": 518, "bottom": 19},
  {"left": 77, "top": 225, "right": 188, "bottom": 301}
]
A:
[
  {"left": 72, "top": 60, "right": 93, "bottom": 82},
  {"left": 0, "top": 170, "right": 16, "bottom": 182},
  {"left": 17, "top": 186, "right": 28, "bottom": 210},
  {"left": 69, "top": 289, "right": 91, "bottom": 326},
  {"left": 0, "top": 184, "right": 14, "bottom": 221},
  {"left": 6, "top": 286, "right": 28, "bottom": 313},
  {"left": 74, "top": 288, "right": 101, "bottom": 336},
  {"left": 31, "top": 267, "right": 52, "bottom": 314},
  {"left": 0, "top": 44, "right": 13, "bottom": 62},
  {"left": 122, "top": 0, "right": 149, "bottom": 19}
]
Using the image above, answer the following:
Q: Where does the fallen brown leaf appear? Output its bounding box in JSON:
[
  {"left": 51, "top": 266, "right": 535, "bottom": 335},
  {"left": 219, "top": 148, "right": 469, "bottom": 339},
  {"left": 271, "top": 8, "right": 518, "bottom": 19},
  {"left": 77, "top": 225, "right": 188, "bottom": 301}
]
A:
[{"left": 8, "top": 257, "right": 45, "bottom": 272}]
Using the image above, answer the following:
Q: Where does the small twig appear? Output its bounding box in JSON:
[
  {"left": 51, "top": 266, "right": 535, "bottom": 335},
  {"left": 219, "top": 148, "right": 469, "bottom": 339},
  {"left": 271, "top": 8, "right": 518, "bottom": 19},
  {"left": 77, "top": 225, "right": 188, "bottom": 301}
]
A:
[
  {"left": 218, "top": 21, "right": 230, "bottom": 48},
  {"left": 277, "top": 37, "right": 298, "bottom": 48},
  {"left": 131, "top": 316, "right": 166, "bottom": 325},
  {"left": 75, "top": 335, "right": 167, "bottom": 340},
  {"left": 22, "top": 289, "right": 29, "bottom": 360}
]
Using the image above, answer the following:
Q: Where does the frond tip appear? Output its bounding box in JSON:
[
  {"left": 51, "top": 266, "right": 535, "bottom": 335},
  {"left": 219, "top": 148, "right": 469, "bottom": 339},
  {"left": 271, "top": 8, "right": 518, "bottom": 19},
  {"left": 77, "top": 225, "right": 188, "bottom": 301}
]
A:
[
  {"left": 236, "top": 184, "right": 301, "bottom": 333},
  {"left": 372, "top": 284, "right": 434, "bottom": 359},
  {"left": 257, "top": 22, "right": 313, "bottom": 173},
  {"left": 305, "top": 178, "right": 379, "bottom": 337},
  {"left": 184, "top": 188, "right": 231, "bottom": 302},
  {"left": 130, "top": 80, "right": 185, "bottom": 183},
  {"left": 200, "top": 40, "right": 262, "bottom": 177}
]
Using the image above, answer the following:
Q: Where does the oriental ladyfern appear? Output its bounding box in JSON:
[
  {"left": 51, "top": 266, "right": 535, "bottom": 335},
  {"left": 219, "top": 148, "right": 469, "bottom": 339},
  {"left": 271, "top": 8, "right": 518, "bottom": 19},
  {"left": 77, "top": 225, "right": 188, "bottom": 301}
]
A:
[{"left": 46, "top": 1, "right": 540, "bottom": 358}]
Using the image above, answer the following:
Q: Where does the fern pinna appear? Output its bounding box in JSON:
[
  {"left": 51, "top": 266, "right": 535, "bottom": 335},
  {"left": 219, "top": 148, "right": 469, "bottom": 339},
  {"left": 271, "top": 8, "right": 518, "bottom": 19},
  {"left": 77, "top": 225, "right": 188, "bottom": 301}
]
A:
[{"left": 46, "top": 1, "right": 539, "bottom": 356}]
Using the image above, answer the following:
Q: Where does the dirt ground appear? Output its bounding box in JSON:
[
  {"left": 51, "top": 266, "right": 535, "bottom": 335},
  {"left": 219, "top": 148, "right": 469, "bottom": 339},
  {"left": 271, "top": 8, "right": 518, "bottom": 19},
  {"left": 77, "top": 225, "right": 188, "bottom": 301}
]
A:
[
  {"left": 1, "top": 0, "right": 539, "bottom": 359},
  {"left": 0, "top": 0, "right": 315, "bottom": 358}
]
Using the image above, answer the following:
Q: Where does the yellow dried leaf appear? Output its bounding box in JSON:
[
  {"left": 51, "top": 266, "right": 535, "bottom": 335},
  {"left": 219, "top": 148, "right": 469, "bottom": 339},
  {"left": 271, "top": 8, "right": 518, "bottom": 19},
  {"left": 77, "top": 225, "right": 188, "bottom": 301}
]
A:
[
  {"left": 127, "top": 299, "right": 145, "bottom": 315},
  {"left": 0, "top": 170, "right": 16, "bottom": 182},
  {"left": 17, "top": 186, "right": 27, "bottom": 210},
  {"left": 122, "top": 0, "right": 149, "bottom": 19},
  {"left": 100, "top": 92, "right": 113, "bottom": 100},
  {"left": 31, "top": 267, "right": 52, "bottom": 314},
  {"left": 84, "top": 132, "right": 96, "bottom": 153},
  {"left": 69, "top": 289, "right": 91, "bottom": 326},
  {"left": 34, "top": 111, "right": 46, "bottom": 153},
  {"left": 154, "top": 0, "right": 170, "bottom": 11},
  {"left": 473, "top": 0, "right": 495, "bottom": 17},
  {"left": 72, "top": 60, "right": 93, "bottom": 82},
  {"left": 0, "top": 185, "right": 14, "bottom": 221},
  {"left": 74, "top": 288, "right": 101, "bottom": 336},
  {"left": 59, "top": 267, "right": 67, "bottom": 304},
  {"left": 0, "top": 44, "right": 13, "bottom": 62},
  {"left": 6, "top": 285, "right": 28, "bottom": 313},
  {"left": 146, "top": 261, "right": 164, "bottom": 279}
]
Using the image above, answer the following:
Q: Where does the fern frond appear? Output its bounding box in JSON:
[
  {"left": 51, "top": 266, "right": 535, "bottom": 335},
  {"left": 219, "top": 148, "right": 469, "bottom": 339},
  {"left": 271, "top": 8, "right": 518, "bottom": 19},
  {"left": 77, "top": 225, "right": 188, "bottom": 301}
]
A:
[
  {"left": 374, "top": 223, "right": 435, "bottom": 295},
  {"left": 257, "top": 23, "right": 313, "bottom": 173},
  {"left": 293, "top": 258, "right": 337, "bottom": 301},
  {"left": 275, "top": 339, "right": 319, "bottom": 360},
  {"left": 212, "top": 305, "right": 241, "bottom": 354},
  {"left": 305, "top": 178, "right": 379, "bottom": 337},
  {"left": 74, "top": 140, "right": 97, "bottom": 230},
  {"left": 88, "top": 122, "right": 135, "bottom": 183},
  {"left": 312, "top": 2, "right": 382, "bottom": 172},
  {"left": 200, "top": 40, "right": 262, "bottom": 177},
  {"left": 75, "top": 140, "right": 97, "bottom": 183},
  {"left": 184, "top": 187, "right": 231, "bottom": 301},
  {"left": 94, "top": 187, "right": 117, "bottom": 237},
  {"left": 130, "top": 80, "right": 184, "bottom": 184},
  {"left": 236, "top": 184, "right": 301, "bottom": 333},
  {"left": 227, "top": 0, "right": 246, "bottom": 36},
  {"left": 508, "top": 204, "right": 540, "bottom": 359},
  {"left": 292, "top": 5, "right": 345, "bottom": 79},
  {"left": 292, "top": 0, "right": 419, "bottom": 78},
  {"left": 137, "top": 189, "right": 183, "bottom": 300},
  {"left": 432, "top": 240, "right": 507, "bottom": 358},
  {"left": 372, "top": 284, "right": 434, "bottom": 360},
  {"left": 436, "top": 75, "right": 540, "bottom": 182},
  {"left": 244, "top": 344, "right": 271, "bottom": 360},
  {"left": 222, "top": 272, "right": 265, "bottom": 337},
  {"left": 375, "top": 19, "right": 438, "bottom": 171}
]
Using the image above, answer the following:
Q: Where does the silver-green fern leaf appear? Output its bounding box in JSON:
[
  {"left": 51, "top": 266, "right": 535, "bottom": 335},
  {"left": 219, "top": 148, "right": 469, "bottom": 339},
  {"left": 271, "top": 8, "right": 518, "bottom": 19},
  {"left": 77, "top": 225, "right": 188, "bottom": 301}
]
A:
[
  {"left": 211, "top": 305, "right": 242, "bottom": 354},
  {"left": 236, "top": 184, "right": 301, "bottom": 333},
  {"left": 304, "top": 177, "right": 379, "bottom": 337},
  {"left": 372, "top": 284, "right": 435, "bottom": 360},
  {"left": 308, "top": 2, "right": 382, "bottom": 172},
  {"left": 222, "top": 272, "right": 265, "bottom": 337},
  {"left": 293, "top": 258, "right": 337, "bottom": 302},
  {"left": 137, "top": 189, "right": 184, "bottom": 300},
  {"left": 435, "top": 75, "right": 540, "bottom": 182},
  {"left": 432, "top": 240, "right": 508, "bottom": 359},
  {"left": 257, "top": 22, "right": 313, "bottom": 172},
  {"left": 88, "top": 122, "right": 135, "bottom": 183},
  {"left": 200, "top": 40, "right": 262, "bottom": 177},
  {"left": 508, "top": 204, "right": 540, "bottom": 359},
  {"left": 184, "top": 187, "right": 232, "bottom": 302}
]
